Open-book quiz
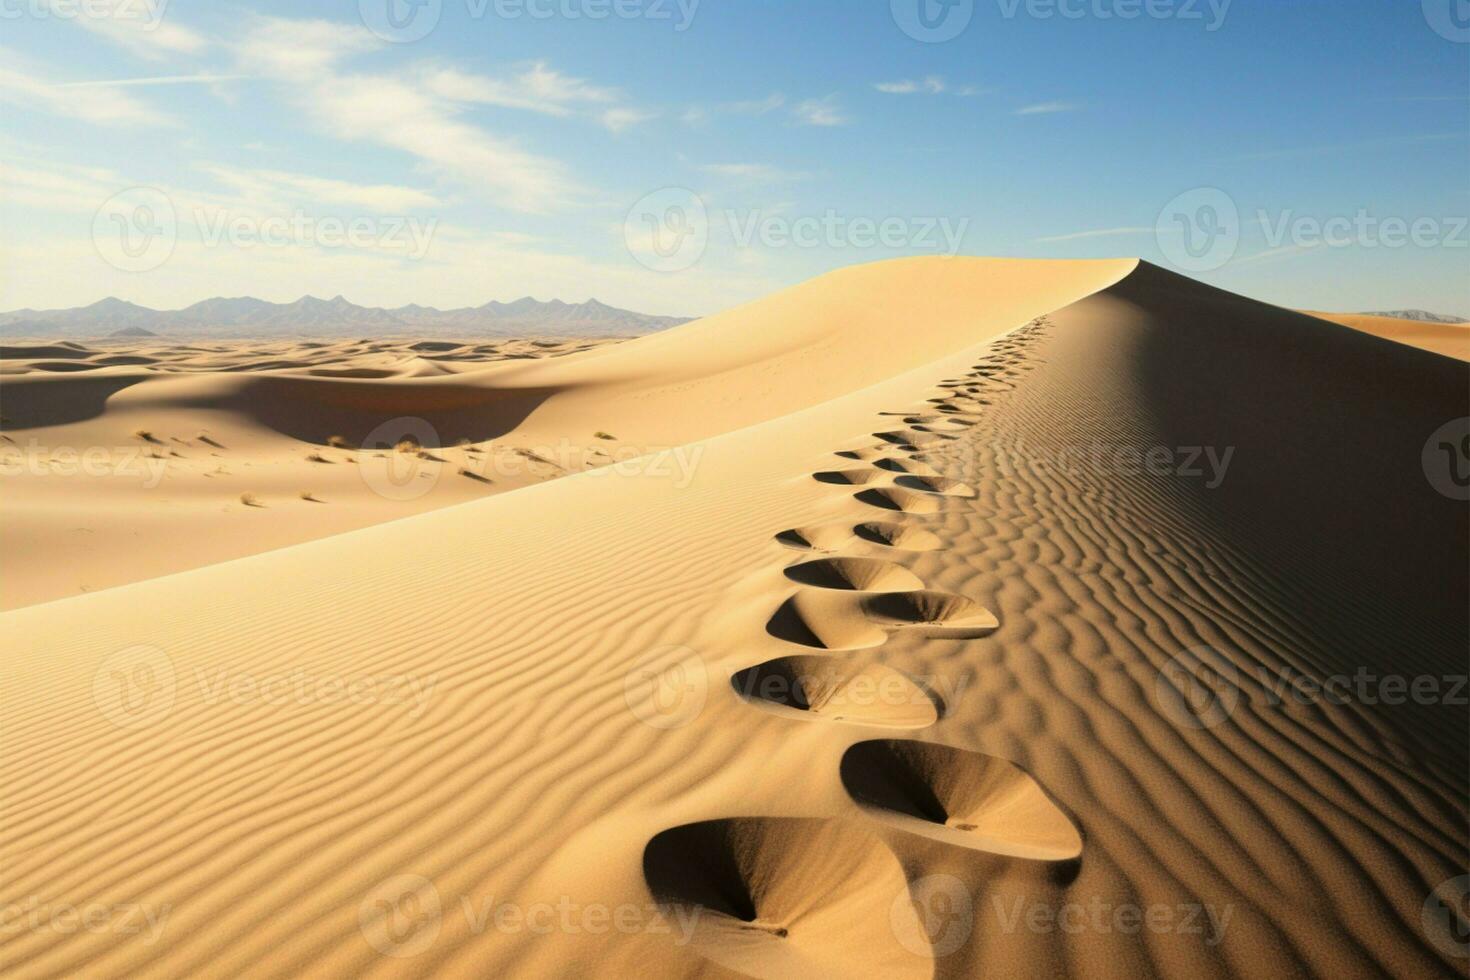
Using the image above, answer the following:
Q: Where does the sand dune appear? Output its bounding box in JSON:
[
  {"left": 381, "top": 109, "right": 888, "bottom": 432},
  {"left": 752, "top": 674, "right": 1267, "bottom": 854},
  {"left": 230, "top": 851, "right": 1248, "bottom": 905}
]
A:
[
  {"left": 0, "top": 258, "right": 1125, "bottom": 609},
  {"left": 1304, "top": 310, "right": 1470, "bottom": 361},
  {"left": 1, "top": 257, "right": 1464, "bottom": 978}
]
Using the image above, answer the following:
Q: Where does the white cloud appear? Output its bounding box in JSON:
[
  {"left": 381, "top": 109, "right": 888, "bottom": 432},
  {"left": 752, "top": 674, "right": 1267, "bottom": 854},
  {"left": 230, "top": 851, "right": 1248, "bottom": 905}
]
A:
[
  {"left": 48, "top": 0, "right": 207, "bottom": 59},
  {"left": 419, "top": 62, "right": 619, "bottom": 117},
  {"left": 235, "top": 17, "right": 380, "bottom": 76},
  {"left": 600, "top": 107, "right": 658, "bottom": 132},
  {"left": 0, "top": 57, "right": 173, "bottom": 128},
  {"left": 700, "top": 163, "right": 807, "bottom": 182},
  {"left": 1034, "top": 226, "right": 1152, "bottom": 243},
  {"left": 235, "top": 18, "right": 580, "bottom": 212},
  {"left": 1014, "top": 101, "right": 1082, "bottom": 116},
  {"left": 875, "top": 76, "right": 946, "bottom": 95},
  {"left": 199, "top": 165, "right": 442, "bottom": 212},
  {"left": 791, "top": 96, "right": 848, "bottom": 127},
  {"left": 55, "top": 74, "right": 246, "bottom": 89}
]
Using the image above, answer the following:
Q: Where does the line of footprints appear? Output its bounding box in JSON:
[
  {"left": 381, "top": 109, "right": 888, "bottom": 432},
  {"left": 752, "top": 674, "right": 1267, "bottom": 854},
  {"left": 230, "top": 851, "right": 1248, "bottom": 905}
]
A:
[{"left": 641, "top": 321, "right": 1084, "bottom": 978}]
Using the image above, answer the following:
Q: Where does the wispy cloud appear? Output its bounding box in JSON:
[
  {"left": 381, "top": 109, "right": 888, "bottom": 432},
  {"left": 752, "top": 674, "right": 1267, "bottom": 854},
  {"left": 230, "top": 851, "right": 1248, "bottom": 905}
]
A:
[
  {"left": 47, "top": 0, "right": 207, "bottom": 59},
  {"left": 700, "top": 163, "right": 808, "bottom": 182},
  {"left": 875, "top": 76, "right": 946, "bottom": 95},
  {"left": 1014, "top": 101, "right": 1082, "bottom": 116},
  {"left": 0, "top": 55, "right": 174, "bottom": 128},
  {"left": 1229, "top": 242, "right": 1323, "bottom": 267},
  {"left": 791, "top": 95, "right": 848, "bottom": 127},
  {"left": 198, "top": 165, "right": 443, "bottom": 212},
  {"left": 600, "top": 107, "right": 658, "bottom": 132},
  {"left": 235, "top": 17, "right": 581, "bottom": 212},
  {"left": 55, "top": 74, "right": 247, "bottom": 89},
  {"left": 418, "top": 62, "right": 619, "bottom": 117},
  {"left": 1034, "top": 226, "right": 1152, "bottom": 243}
]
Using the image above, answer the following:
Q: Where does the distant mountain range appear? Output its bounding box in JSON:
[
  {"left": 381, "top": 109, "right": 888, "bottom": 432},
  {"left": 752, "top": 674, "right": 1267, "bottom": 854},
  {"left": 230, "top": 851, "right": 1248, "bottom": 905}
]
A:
[
  {"left": 0, "top": 296, "right": 694, "bottom": 338},
  {"left": 1360, "top": 309, "right": 1466, "bottom": 324}
]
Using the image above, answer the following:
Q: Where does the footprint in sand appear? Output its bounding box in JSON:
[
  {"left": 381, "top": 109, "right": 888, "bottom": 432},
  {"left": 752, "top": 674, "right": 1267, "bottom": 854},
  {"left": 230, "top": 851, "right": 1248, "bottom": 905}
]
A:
[
  {"left": 766, "top": 588, "right": 997, "bottom": 650},
  {"left": 854, "top": 486, "right": 943, "bottom": 515},
  {"left": 731, "top": 656, "right": 939, "bottom": 729},
  {"left": 782, "top": 556, "right": 924, "bottom": 592},
  {"left": 839, "top": 739, "right": 1082, "bottom": 862},
  {"left": 852, "top": 521, "right": 941, "bottom": 551},
  {"left": 642, "top": 817, "right": 932, "bottom": 980},
  {"left": 773, "top": 525, "right": 853, "bottom": 553},
  {"left": 892, "top": 474, "right": 976, "bottom": 499},
  {"left": 811, "top": 468, "right": 889, "bottom": 486}
]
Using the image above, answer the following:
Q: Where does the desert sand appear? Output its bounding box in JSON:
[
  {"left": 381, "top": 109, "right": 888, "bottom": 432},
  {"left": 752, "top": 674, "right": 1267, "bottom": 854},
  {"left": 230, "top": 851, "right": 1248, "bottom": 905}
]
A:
[
  {"left": 1, "top": 257, "right": 1465, "bottom": 978},
  {"left": 1303, "top": 311, "right": 1470, "bottom": 362}
]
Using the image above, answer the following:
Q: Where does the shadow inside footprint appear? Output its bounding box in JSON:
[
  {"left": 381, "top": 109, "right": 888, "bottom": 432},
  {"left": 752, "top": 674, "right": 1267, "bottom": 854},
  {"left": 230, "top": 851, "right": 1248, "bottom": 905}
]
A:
[
  {"left": 783, "top": 556, "right": 923, "bottom": 592},
  {"left": 642, "top": 817, "right": 933, "bottom": 978},
  {"left": 840, "top": 739, "right": 1082, "bottom": 861}
]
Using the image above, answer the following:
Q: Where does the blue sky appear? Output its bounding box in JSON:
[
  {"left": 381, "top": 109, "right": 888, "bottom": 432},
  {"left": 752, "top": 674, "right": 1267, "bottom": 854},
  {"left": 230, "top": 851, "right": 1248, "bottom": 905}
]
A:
[{"left": 3, "top": 0, "right": 1467, "bottom": 316}]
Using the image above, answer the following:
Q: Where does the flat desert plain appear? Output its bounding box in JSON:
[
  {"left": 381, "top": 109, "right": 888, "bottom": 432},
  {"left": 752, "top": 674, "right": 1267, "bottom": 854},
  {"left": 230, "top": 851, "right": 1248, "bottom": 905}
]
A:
[{"left": 1, "top": 257, "right": 1466, "bottom": 978}]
